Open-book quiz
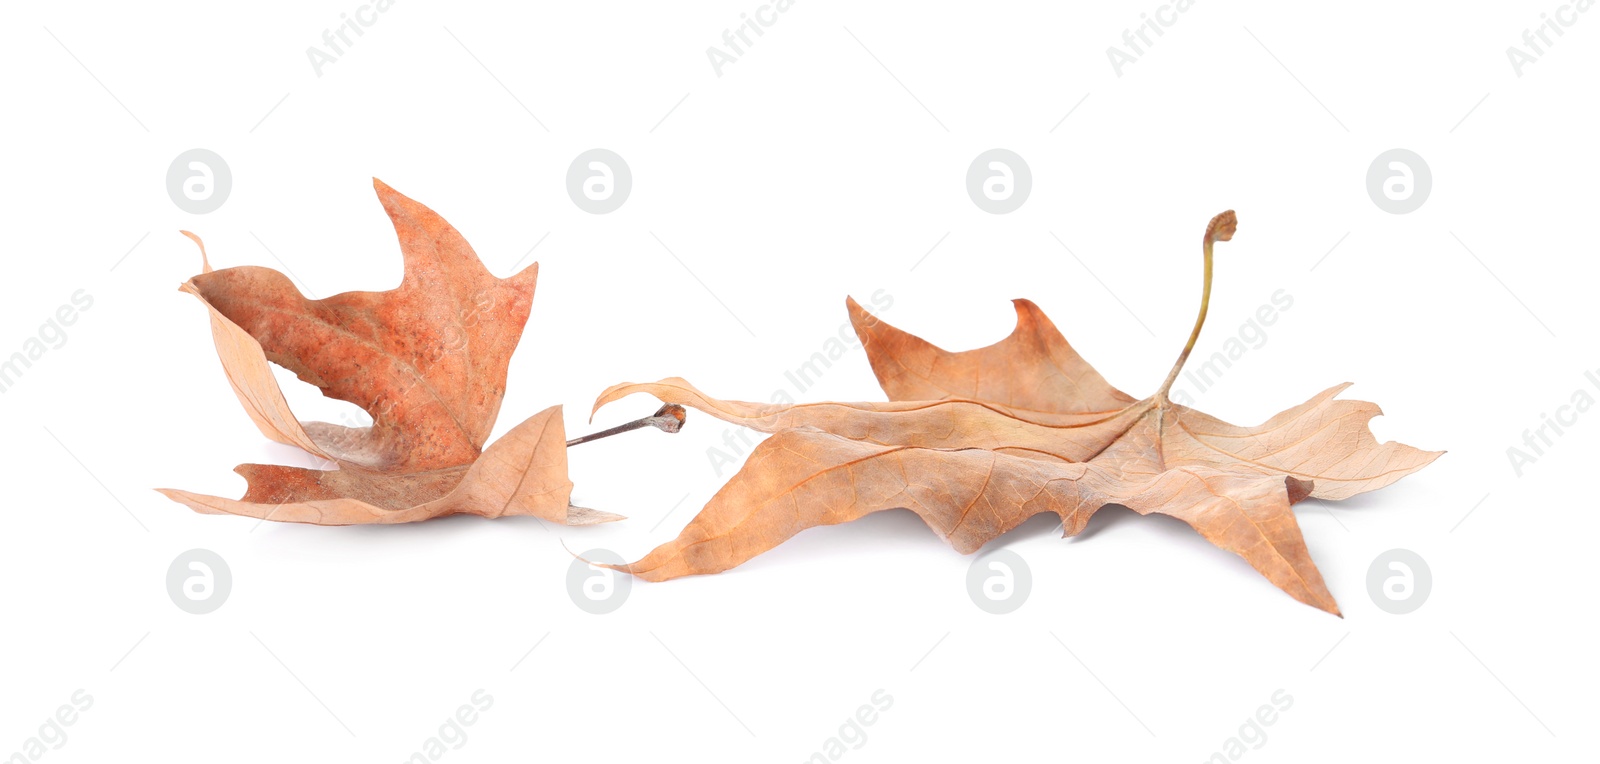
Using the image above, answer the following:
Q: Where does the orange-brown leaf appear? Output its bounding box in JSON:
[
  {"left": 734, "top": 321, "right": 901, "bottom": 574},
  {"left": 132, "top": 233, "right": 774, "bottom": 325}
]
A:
[{"left": 161, "top": 181, "right": 616, "bottom": 526}]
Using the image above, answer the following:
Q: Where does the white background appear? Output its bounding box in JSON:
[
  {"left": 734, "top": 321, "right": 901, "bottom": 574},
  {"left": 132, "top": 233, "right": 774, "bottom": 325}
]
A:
[{"left": 1, "top": 1, "right": 1594, "bottom": 761}]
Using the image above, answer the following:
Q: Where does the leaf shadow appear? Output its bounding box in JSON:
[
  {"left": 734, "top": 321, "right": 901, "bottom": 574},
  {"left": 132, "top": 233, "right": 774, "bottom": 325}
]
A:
[
  {"left": 248, "top": 511, "right": 504, "bottom": 563},
  {"left": 1063, "top": 503, "right": 1198, "bottom": 544}
]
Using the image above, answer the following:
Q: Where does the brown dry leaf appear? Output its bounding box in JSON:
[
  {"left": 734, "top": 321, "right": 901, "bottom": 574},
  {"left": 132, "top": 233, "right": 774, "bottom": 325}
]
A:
[
  {"left": 159, "top": 179, "right": 620, "bottom": 526},
  {"left": 594, "top": 211, "right": 1440, "bottom": 615}
]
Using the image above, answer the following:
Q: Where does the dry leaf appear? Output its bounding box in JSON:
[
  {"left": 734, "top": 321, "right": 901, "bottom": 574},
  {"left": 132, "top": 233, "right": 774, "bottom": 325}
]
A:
[
  {"left": 160, "top": 179, "right": 620, "bottom": 526},
  {"left": 593, "top": 211, "right": 1440, "bottom": 615}
]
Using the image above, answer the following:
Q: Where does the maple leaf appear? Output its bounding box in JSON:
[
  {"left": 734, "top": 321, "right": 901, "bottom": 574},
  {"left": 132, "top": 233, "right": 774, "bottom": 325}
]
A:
[
  {"left": 159, "top": 179, "right": 624, "bottom": 526},
  {"left": 592, "top": 211, "right": 1440, "bottom": 615}
]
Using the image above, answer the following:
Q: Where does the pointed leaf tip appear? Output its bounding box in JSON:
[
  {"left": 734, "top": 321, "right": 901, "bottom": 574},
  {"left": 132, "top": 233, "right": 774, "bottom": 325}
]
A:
[{"left": 179, "top": 230, "right": 212, "bottom": 273}]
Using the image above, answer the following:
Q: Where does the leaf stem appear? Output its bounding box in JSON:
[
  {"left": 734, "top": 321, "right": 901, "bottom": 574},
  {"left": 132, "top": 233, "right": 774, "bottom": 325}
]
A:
[
  {"left": 1156, "top": 210, "right": 1236, "bottom": 402},
  {"left": 566, "top": 404, "right": 687, "bottom": 447}
]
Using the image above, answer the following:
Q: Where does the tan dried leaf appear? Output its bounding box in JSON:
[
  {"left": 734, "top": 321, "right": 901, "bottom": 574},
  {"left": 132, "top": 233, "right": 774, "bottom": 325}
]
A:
[{"left": 594, "top": 211, "right": 1439, "bottom": 614}]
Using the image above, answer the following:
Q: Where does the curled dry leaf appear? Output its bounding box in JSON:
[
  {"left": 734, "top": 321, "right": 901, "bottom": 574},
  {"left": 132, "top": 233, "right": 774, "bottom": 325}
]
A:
[
  {"left": 159, "top": 179, "right": 623, "bottom": 526},
  {"left": 594, "top": 211, "right": 1441, "bottom": 615}
]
